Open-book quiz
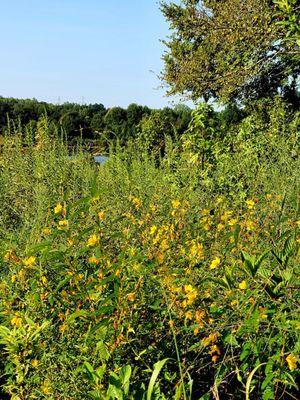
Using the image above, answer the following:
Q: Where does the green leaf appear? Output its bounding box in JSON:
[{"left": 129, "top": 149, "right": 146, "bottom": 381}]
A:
[{"left": 147, "top": 359, "right": 169, "bottom": 400}]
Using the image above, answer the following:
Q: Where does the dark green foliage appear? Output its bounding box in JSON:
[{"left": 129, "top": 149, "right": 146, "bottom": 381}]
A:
[
  {"left": 160, "top": 0, "right": 300, "bottom": 103},
  {"left": 0, "top": 97, "right": 192, "bottom": 147}
]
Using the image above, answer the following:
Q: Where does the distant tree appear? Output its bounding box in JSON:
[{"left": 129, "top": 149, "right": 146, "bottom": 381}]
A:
[
  {"left": 138, "top": 109, "right": 178, "bottom": 152},
  {"left": 103, "top": 107, "right": 128, "bottom": 141}
]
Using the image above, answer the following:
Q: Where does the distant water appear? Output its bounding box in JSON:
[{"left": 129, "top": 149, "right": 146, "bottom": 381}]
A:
[{"left": 94, "top": 155, "right": 108, "bottom": 164}]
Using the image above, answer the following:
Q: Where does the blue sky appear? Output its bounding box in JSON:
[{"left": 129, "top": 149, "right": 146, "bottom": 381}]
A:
[{"left": 0, "top": 0, "right": 186, "bottom": 108}]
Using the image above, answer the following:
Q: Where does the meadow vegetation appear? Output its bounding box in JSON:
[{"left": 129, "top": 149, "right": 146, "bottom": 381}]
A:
[
  {"left": 0, "top": 97, "right": 299, "bottom": 399},
  {"left": 0, "top": 0, "right": 299, "bottom": 398}
]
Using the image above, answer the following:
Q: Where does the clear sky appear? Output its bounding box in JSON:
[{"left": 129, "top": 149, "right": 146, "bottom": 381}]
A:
[{"left": 0, "top": 0, "right": 185, "bottom": 108}]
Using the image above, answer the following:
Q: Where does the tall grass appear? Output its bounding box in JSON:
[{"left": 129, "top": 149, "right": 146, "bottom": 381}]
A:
[{"left": 0, "top": 114, "right": 299, "bottom": 399}]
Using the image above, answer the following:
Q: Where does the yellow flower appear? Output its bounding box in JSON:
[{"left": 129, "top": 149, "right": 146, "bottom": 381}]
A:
[
  {"left": 43, "top": 228, "right": 52, "bottom": 235},
  {"left": 195, "top": 310, "right": 205, "bottom": 325},
  {"left": 246, "top": 199, "right": 255, "bottom": 210},
  {"left": 209, "top": 344, "right": 221, "bottom": 356},
  {"left": 98, "top": 211, "right": 105, "bottom": 221},
  {"left": 202, "top": 332, "right": 220, "bottom": 347},
  {"left": 87, "top": 234, "right": 100, "bottom": 247},
  {"left": 186, "top": 289, "right": 198, "bottom": 305},
  {"left": 4, "top": 251, "right": 12, "bottom": 261},
  {"left": 221, "top": 210, "right": 233, "bottom": 221},
  {"left": 286, "top": 354, "right": 298, "bottom": 371},
  {"left": 54, "top": 203, "right": 63, "bottom": 214},
  {"left": 127, "top": 293, "right": 136, "bottom": 302},
  {"left": 31, "top": 359, "right": 39, "bottom": 368},
  {"left": 41, "top": 276, "right": 47, "bottom": 285},
  {"left": 58, "top": 219, "right": 69, "bottom": 228},
  {"left": 150, "top": 203, "right": 157, "bottom": 212},
  {"left": 245, "top": 220, "right": 255, "bottom": 231},
  {"left": 185, "top": 310, "right": 193, "bottom": 320},
  {"left": 210, "top": 257, "right": 221, "bottom": 270},
  {"left": 171, "top": 200, "right": 180, "bottom": 209},
  {"left": 217, "top": 223, "right": 224, "bottom": 232},
  {"left": 160, "top": 239, "right": 169, "bottom": 251},
  {"left": 156, "top": 252, "right": 164, "bottom": 264},
  {"left": 41, "top": 380, "right": 52, "bottom": 395},
  {"left": 189, "top": 241, "right": 204, "bottom": 260},
  {"left": 11, "top": 315, "right": 22, "bottom": 328},
  {"left": 295, "top": 221, "right": 300, "bottom": 228},
  {"left": 11, "top": 275, "right": 17, "bottom": 283},
  {"left": 59, "top": 324, "right": 67, "bottom": 333},
  {"left": 239, "top": 280, "right": 247, "bottom": 290},
  {"left": 129, "top": 196, "right": 142, "bottom": 209},
  {"left": 23, "top": 256, "right": 36, "bottom": 267},
  {"left": 228, "top": 218, "right": 238, "bottom": 227},
  {"left": 184, "top": 284, "right": 194, "bottom": 293},
  {"left": 88, "top": 256, "right": 99, "bottom": 264},
  {"left": 149, "top": 225, "right": 157, "bottom": 235}
]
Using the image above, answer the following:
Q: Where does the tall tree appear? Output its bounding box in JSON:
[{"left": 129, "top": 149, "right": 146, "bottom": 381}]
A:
[{"left": 160, "top": 0, "right": 300, "bottom": 103}]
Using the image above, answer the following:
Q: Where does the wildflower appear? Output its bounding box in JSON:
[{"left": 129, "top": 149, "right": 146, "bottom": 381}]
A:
[
  {"left": 41, "top": 380, "right": 52, "bottom": 395},
  {"left": 150, "top": 203, "right": 157, "bottom": 212},
  {"left": 296, "top": 220, "right": 300, "bottom": 228},
  {"left": 168, "top": 320, "right": 174, "bottom": 328},
  {"left": 59, "top": 324, "right": 67, "bottom": 333},
  {"left": 87, "top": 234, "right": 100, "bottom": 247},
  {"left": 149, "top": 225, "right": 157, "bottom": 235},
  {"left": 217, "top": 223, "right": 224, "bottom": 232},
  {"left": 4, "top": 251, "right": 12, "bottom": 261},
  {"left": 156, "top": 252, "right": 164, "bottom": 264},
  {"left": 98, "top": 211, "right": 105, "bottom": 221},
  {"left": 23, "top": 256, "right": 36, "bottom": 267},
  {"left": 186, "top": 288, "right": 198, "bottom": 305},
  {"left": 129, "top": 196, "right": 142, "bottom": 210},
  {"left": 11, "top": 315, "right": 22, "bottom": 328},
  {"left": 43, "top": 228, "right": 51, "bottom": 235},
  {"left": 202, "top": 332, "right": 220, "bottom": 347},
  {"left": 209, "top": 257, "right": 221, "bottom": 270},
  {"left": 245, "top": 220, "right": 255, "bottom": 231},
  {"left": 228, "top": 218, "right": 238, "bottom": 227},
  {"left": 58, "top": 219, "right": 68, "bottom": 229},
  {"left": 184, "top": 284, "right": 194, "bottom": 293},
  {"left": 41, "top": 276, "right": 47, "bottom": 285},
  {"left": 195, "top": 310, "right": 205, "bottom": 324},
  {"left": 185, "top": 310, "right": 193, "bottom": 320},
  {"left": 216, "top": 196, "right": 224, "bottom": 204},
  {"left": 160, "top": 239, "right": 169, "bottom": 251},
  {"left": 54, "top": 203, "right": 63, "bottom": 214},
  {"left": 171, "top": 199, "right": 180, "bottom": 209},
  {"left": 239, "top": 280, "right": 247, "bottom": 290},
  {"left": 88, "top": 256, "right": 99, "bottom": 264},
  {"left": 221, "top": 211, "right": 233, "bottom": 221},
  {"left": 11, "top": 275, "right": 17, "bottom": 283},
  {"left": 189, "top": 241, "right": 204, "bottom": 260},
  {"left": 246, "top": 199, "right": 255, "bottom": 210},
  {"left": 126, "top": 292, "right": 135, "bottom": 302},
  {"left": 209, "top": 344, "right": 221, "bottom": 356},
  {"left": 31, "top": 359, "right": 39, "bottom": 368},
  {"left": 286, "top": 354, "right": 298, "bottom": 371}
]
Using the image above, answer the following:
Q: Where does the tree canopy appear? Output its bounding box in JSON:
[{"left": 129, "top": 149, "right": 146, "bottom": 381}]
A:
[{"left": 160, "top": 0, "right": 300, "bottom": 103}]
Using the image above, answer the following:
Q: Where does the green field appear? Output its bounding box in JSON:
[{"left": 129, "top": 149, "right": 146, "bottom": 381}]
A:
[{"left": 0, "top": 99, "right": 299, "bottom": 399}]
